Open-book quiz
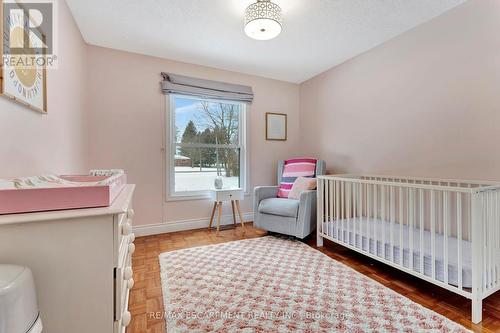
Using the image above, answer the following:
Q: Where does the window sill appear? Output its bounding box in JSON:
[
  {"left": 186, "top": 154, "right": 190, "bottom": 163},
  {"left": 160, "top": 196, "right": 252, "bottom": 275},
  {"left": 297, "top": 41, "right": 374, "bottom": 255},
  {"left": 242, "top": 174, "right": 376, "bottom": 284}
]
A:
[
  {"left": 166, "top": 190, "right": 251, "bottom": 202},
  {"left": 166, "top": 194, "right": 211, "bottom": 202}
]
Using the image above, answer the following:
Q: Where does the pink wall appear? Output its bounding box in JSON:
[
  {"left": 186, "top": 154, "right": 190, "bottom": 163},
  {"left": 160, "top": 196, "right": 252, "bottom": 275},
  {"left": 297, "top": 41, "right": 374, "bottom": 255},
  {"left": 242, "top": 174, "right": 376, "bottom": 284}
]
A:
[
  {"left": 86, "top": 46, "right": 300, "bottom": 227},
  {"left": 4, "top": 0, "right": 497, "bottom": 232},
  {"left": 300, "top": 0, "right": 500, "bottom": 181},
  {"left": 0, "top": 0, "right": 88, "bottom": 177}
]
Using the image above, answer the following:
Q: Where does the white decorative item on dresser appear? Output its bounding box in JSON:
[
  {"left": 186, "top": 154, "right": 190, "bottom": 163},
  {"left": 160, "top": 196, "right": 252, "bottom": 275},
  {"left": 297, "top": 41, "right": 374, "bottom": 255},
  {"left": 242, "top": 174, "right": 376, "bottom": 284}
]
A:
[{"left": 0, "top": 185, "right": 136, "bottom": 333}]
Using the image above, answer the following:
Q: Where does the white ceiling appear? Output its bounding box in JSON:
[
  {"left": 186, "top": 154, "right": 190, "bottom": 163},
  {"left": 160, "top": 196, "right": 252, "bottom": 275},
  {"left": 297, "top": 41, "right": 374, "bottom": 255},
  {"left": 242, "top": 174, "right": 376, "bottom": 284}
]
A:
[{"left": 66, "top": 0, "right": 466, "bottom": 83}]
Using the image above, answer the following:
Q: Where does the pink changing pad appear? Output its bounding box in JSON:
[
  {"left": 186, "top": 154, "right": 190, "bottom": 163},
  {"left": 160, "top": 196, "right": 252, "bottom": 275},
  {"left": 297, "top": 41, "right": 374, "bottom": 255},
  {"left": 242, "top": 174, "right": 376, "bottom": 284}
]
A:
[{"left": 0, "top": 173, "right": 127, "bottom": 215}]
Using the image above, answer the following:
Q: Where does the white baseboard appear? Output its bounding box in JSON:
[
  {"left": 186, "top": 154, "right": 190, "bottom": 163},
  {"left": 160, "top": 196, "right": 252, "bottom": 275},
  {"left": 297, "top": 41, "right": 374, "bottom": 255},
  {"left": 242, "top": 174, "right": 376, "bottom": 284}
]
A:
[{"left": 132, "top": 212, "right": 254, "bottom": 237}]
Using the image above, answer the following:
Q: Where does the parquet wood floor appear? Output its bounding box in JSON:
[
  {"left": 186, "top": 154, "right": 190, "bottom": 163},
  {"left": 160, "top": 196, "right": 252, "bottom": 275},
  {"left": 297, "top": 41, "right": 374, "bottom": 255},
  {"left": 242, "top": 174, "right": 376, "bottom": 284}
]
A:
[{"left": 127, "top": 224, "right": 500, "bottom": 333}]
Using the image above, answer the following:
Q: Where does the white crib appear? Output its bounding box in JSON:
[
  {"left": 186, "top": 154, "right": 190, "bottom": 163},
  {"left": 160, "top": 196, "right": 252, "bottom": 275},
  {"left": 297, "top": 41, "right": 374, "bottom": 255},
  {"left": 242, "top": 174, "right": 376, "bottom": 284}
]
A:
[{"left": 316, "top": 174, "right": 500, "bottom": 324}]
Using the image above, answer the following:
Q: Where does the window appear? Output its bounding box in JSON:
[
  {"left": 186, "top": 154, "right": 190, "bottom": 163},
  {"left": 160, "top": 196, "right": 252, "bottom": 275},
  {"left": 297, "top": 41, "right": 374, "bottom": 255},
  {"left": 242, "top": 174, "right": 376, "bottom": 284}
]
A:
[{"left": 168, "top": 95, "right": 247, "bottom": 198}]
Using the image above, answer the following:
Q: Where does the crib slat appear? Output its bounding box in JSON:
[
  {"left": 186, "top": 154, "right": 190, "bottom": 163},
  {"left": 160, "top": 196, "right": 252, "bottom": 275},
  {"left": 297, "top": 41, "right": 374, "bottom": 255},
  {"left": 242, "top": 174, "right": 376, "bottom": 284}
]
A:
[
  {"left": 409, "top": 188, "right": 414, "bottom": 270},
  {"left": 399, "top": 187, "right": 404, "bottom": 266},
  {"left": 332, "top": 180, "right": 335, "bottom": 237},
  {"left": 496, "top": 191, "right": 500, "bottom": 287},
  {"left": 318, "top": 179, "right": 324, "bottom": 237},
  {"left": 374, "top": 183, "right": 378, "bottom": 255},
  {"left": 341, "top": 181, "right": 345, "bottom": 242},
  {"left": 329, "top": 180, "right": 334, "bottom": 237},
  {"left": 324, "top": 179, "right": 329, "bottom": 233},
  {"left": 335, "top": 181, "right": 342, "bottom": 235},
  {"left": 496, "top": 191, "right": 499, "bottom": 287},
  {"left": 382, "top": 185, "right": 386, "bottom": 259},
  {"left": 368, "top": 183, "right": 372, "bottom": 251},
  {"left": 357, "top": 183, "right": 361, "bottom": 247},
  {"left": 492, "top": 191, "right": 496, "bottom": 287},
  {"left": 347, "top": 182, "right": 351, "bottom": 245},
  {"left": 420, "top": 189, "right": 424, "bottom": 275},
  {"left": 360, "top": 184, "right": 366, "bottom": 217},
  {"left": 330, "top": 180, "right": 333, "bottom": 235},
  {"left": 336, "top": 180, "right": 340, "bottom": 240},
  {"left": 457, "top": 192, "right": 463, "bottom": 290},
  {"left": 485, "top": 192, "right": 489, "bottom": 289},
  {"left": 346, "top": 181, "right": 349, "bottom": 243},
  {"left": 351, "top": 182, "right": 354, "bottom": 244},
  {"left": 495, "top": 192, "right": 498, "bottom": 287},
  {"left": 367, "top": 183, "right": 371, "bottom": 253},
  {"left": 329, "top": 180, "right": 331, "bottom": 228},
  {"left": 431, "top": 190, "right": 436, "bottom": 280},
  {"left": 390, "top": 186, "right": 395, "bottom": 262},
  {"left": 368, "top": 184, "right": 376, "bottom": 252},
  {"left": 353, "top": 183, "right": 357, "bottom": 246},
  {"left": 357, "top": 184, "right": 361, "bottom": 242},
  {"left": 483, "top": 193, "right": 487, "bottom": 291},
  {"left": 359, "top": 183, "right": 363, "bottom": 248},
  {"left": 469, "top": 193, "right": 472, "bottom": 261},
  {"left": 360, "top": 183, "right": 364, "bottom": 250},
  {"left": 489, "top": 191, "right": 494, "bottom": 289},
  {"left": 333, "top": 180, "right": 336, "bottom": 236},
  {"left": 494, "top": 191, "right": 497, "bottom": 287},
  {"left": 444, "top": 191, "right": 449, "bottom": 285},
  {"left": 338, "top": 180, "right": 341, "bottom": 240},
  {"left": 485, "top": 193, "right": 489, "bottom": 290},
  {"left": 438, "top": 193, "right": 442, "bottom": 235},
  {"left": 484, "top": 192, "right": 488, "bottom": 290}
]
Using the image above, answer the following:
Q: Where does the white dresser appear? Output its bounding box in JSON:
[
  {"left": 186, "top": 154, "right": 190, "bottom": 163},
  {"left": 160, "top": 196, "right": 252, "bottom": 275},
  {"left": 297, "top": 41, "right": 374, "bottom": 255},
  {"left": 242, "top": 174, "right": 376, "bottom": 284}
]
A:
[{"left": 0, "top": 185, "right": 136, "bottom": 333}]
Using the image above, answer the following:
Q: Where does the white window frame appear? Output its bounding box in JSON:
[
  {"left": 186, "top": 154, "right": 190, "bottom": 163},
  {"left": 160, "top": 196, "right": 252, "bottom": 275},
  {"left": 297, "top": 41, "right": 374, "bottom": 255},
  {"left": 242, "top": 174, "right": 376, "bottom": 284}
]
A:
[{"left": 166, "top": 94, "right": 249, "bottom": 201}]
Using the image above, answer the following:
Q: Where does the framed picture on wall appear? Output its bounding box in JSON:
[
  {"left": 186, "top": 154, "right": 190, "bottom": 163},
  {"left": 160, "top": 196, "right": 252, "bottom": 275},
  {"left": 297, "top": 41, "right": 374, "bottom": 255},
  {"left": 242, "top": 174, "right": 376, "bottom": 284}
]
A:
[
  {"left": 0, "top": 0, "right": 48, "bottom": 113},
  {"left": 266, "top": 112, "right": 287, "bottom": 141}
]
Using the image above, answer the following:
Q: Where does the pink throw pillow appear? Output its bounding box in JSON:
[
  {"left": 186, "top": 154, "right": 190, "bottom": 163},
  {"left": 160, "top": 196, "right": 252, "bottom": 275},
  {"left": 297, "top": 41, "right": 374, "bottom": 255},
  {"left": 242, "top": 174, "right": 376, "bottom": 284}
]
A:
[
  {"left": 277, "top": 158, "right": 317, "bottom": 198},
  {"left": 288, "top": 177, "right": 317, "bottom": 200}
]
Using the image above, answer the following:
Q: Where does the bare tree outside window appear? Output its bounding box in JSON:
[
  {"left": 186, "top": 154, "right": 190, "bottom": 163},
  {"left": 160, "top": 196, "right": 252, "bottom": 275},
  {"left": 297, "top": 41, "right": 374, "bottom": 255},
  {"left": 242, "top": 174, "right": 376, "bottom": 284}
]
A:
[
  {"left": 197, "top": 101, "right": 240, "bottom": 177},
  {"left": 172, "top": 96, "right": 244, "bottom": 195}
]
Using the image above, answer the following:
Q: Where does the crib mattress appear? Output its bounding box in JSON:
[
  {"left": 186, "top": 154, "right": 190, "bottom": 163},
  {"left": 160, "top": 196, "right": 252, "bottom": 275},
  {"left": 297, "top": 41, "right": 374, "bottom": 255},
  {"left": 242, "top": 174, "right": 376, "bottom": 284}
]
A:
[{"left": 322, "top": 218, "right": 473, "bottom": 288}]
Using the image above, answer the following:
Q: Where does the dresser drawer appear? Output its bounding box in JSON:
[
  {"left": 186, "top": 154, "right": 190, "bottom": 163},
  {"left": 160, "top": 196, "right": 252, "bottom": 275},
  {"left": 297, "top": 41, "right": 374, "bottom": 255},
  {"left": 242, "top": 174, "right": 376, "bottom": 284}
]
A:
[
  {"left": 114, "top": 207, "right": 134, "bottom": 266},
  {"left": 113, "top": 280, "right": 131, "bottom": 333},
  {"left": 118, "top": 234, "right": 135, "bottom": 269},
  {"left": 114, "top": 237, "right": 134, "bottom": 327},
  {"left": 110, "top": 187, "right": 134, "bottom": 333}
]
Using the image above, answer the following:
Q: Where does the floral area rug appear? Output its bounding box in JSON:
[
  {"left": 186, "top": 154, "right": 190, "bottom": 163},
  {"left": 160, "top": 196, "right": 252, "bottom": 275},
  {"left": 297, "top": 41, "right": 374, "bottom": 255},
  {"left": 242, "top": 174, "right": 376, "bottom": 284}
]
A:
[{"left": 159, "top": 236, "right": 471, "bottom": 332}]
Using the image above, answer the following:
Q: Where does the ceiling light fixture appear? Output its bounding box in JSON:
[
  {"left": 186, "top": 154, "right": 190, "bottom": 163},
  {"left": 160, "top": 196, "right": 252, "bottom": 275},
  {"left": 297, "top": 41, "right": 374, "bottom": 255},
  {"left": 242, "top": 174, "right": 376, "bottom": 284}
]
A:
[{"left": 244, "top": 0, "right": 283, "bottom": 41}]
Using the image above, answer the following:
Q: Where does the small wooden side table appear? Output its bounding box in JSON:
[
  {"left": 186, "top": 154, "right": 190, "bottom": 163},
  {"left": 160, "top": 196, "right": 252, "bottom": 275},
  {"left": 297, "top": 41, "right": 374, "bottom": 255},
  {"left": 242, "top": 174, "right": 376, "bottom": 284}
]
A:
[{"left": 209, "top": 188, "right": 245, "bottom": 234}]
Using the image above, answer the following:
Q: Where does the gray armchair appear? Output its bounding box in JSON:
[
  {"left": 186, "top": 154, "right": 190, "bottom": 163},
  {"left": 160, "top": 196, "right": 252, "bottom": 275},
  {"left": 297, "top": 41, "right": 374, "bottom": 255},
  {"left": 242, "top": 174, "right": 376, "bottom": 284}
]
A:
[{"left": 253, "top": 160, "right": 326, "bottom": 239}]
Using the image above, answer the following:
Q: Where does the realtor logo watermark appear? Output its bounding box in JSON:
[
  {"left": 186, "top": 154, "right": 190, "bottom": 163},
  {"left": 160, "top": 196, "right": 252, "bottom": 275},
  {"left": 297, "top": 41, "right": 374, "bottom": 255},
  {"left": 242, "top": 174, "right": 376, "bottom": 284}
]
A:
[{"left": 2, "top": 0, "right": 58, "bottom": 68}]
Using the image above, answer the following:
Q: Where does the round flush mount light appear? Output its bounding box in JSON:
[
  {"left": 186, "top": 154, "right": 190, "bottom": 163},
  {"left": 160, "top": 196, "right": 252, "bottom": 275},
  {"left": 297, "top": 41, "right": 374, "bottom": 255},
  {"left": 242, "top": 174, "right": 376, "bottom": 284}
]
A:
[{"left": 244, "top": 0, "right": 283, "bottom": 41}]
